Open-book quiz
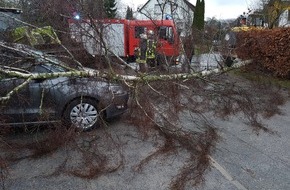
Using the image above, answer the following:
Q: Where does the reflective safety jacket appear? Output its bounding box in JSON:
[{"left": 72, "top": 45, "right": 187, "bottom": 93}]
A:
[{"left": 146, "top": 39, "right": 156, "bottom": 59}]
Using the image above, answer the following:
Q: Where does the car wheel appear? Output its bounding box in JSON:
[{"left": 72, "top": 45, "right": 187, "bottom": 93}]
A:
[{"left": 63, "top": 98, "right": 101, "bottom": 131}]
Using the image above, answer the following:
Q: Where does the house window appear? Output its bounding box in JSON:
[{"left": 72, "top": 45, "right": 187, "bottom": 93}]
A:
[{"left": 154, "top": 4, "right": 161, "bottom": 16}]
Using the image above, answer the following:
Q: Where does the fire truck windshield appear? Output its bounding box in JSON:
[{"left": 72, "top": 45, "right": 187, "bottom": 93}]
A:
[{"left": 158, "top": 26, "right": 174, "bottom": 43}]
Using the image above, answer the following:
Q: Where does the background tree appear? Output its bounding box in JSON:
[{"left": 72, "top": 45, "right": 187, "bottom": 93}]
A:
[
  {"left": 266, "top": 0, "right": 285, "bottom": 28},
  {"left": 104, "top": 0, "right": 117, "bottom": 18},
  {"left": 0, "top": 0, "right": 15, "bottom": 7},
  {"left": 186, "top": 0, "right": 206, "bottom": 67},
  {"left": 192, "top": 0, "right": 205, "bottom": 30},
  {"left": 76, "top": 0, "right": 106, "bottom": 18},
  {"left": 200, "top": 0, "right": 205, "bottom": 29},
  {"left": 125, "top": 6, "right": 133, "bottom": 20},
  {"left": 254, "top": 0, "right": 290, "bottom": 28}
]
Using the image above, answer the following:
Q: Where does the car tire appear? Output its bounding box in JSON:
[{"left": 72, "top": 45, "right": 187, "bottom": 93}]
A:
[{"left": 63, "top": 98, "right": 101, "bottom": 131}]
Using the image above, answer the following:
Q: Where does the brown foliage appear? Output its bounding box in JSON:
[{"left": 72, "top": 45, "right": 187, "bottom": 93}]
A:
[
  {"left": 126, "top": 79, "right": 219, "bottom": 188},
  {"left": 0, "top": 125, "right": 124, "bottom": 184},
  {"left": 0, "top": 73, "right": 286, "bottom": 189},
  {"left": 125, "top": 73, "right": 286, "bottom": 188},
  {"left": 236, "top": 28, "right": 290, "bottom": 78},
  {"left": 0, "top": 55, "right": 287, "bottom": 189},
  {"left": 169, "top": 126, "right": 218, "bottom": 189}
]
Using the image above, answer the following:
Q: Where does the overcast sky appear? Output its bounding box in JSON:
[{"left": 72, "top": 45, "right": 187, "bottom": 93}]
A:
[{"left": 120, "top": 0, "right": 257, "bottom": 20}]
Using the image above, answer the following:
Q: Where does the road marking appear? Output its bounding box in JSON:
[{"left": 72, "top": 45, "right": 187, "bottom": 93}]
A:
[{"left": 209, "top": 156, "right": 248, "bottom": 190}]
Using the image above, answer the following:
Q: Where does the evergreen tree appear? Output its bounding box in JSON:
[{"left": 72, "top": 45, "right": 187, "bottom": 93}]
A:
[
  {"left": 104, "top": 0, "right": 117, "bottom": 18},
  {"left": 192, "top": 0, "right": 205, "bottom": 30},
  {"left": 192, "top": 0, "right": 200, "bottom": 29},
  {"left": 125, "top": 6, "right": 133, "bottom": 20},
  {"left": 200, "top": 0, "right": 205, "bottom": 29}
]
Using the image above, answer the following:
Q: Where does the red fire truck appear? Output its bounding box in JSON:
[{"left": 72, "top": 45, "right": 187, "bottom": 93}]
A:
[{"left": 68, "top": 19, "right": 181, "bottom": 63}]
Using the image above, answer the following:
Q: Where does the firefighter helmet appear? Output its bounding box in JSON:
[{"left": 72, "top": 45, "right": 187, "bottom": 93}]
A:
[{"left": 147, "top": 30, "right": 154, "bottom": 36}]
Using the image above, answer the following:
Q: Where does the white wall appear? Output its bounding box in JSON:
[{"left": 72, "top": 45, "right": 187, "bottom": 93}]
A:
[
  {"left": 279, "top": 9, "right": 290, "bottom": 27},
  {"left": 136, "top": 0, "right": 194, "bottom": 36}
]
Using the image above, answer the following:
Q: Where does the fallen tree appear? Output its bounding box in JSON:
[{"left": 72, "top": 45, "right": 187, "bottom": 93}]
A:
[{"left": 0, "top": 41, "right": 285, "bottom": 189}]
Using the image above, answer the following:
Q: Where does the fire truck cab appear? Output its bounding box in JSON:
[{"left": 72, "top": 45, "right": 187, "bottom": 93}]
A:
[{"left": 127, "top": 20, "right": 180, "bottom": 59}]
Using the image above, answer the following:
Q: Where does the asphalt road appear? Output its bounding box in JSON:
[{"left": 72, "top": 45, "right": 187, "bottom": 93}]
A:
[
  {"left": 205, "top": 100, "right": 290, "bottom": 190},
  {"left": 1, "top": 95, "right": 290, "bottom": 189}
]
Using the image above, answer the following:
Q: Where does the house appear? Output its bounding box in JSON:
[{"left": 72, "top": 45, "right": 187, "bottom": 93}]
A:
[
  {"left": 136, "top": 0, "right": 195, "bottom": 37},
  {"left": 278, "top": 7, "right": 290, "bottom": 27}
]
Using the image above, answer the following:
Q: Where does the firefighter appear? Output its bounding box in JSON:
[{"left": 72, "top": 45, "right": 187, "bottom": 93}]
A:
[
  {"left": 135, "top": 33, "right": 148, "bottom": 73},
  {"left": 146, "top": 30, "right": 157, "bottom": 68}
]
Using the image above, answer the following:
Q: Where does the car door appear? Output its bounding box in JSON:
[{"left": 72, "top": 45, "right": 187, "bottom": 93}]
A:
[
  {"left": 0, "top": 73, "right": 32, "bottom": 124},
  {"left": 0, "top": 65, "right": 57, "bottom": 124},
  {"left": 0, "top": 45, "right": 68, "bottom": 125},
  {"left": 23, "top": 64, "right": 61, "bottom": 123},
  {"left": 27, "top": 63, "right": 73, "bottom": 123}
]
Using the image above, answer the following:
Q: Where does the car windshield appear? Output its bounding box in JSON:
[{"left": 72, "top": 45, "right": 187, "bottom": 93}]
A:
[
  {"left": 37, "top": 63, "right": 67, "bottom": 73},
  {"left": 25, "top": 49, "right": 69, "bottom": 72},
  {"left": 0, "top": 43, "right": 70, "bottom": 73}
]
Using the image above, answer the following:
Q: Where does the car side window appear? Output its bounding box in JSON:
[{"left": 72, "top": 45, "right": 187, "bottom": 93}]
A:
[
  {"left": 0, "top": 49, "right": 24, "bottom": 67},
  {"left": 28, "top": 64, "right": 66, "bottom": 73},
  {"left": 28, "top": 65, "right": 51, "bottom": 73}
]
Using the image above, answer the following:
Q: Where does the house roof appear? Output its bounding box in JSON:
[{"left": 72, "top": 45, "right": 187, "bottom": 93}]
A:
[
  {"left": 184, "top": 0, "right": 195, "bottom": 11},
  {"left": 138, "top": 0, "right": 195, "bottom": 12}
]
